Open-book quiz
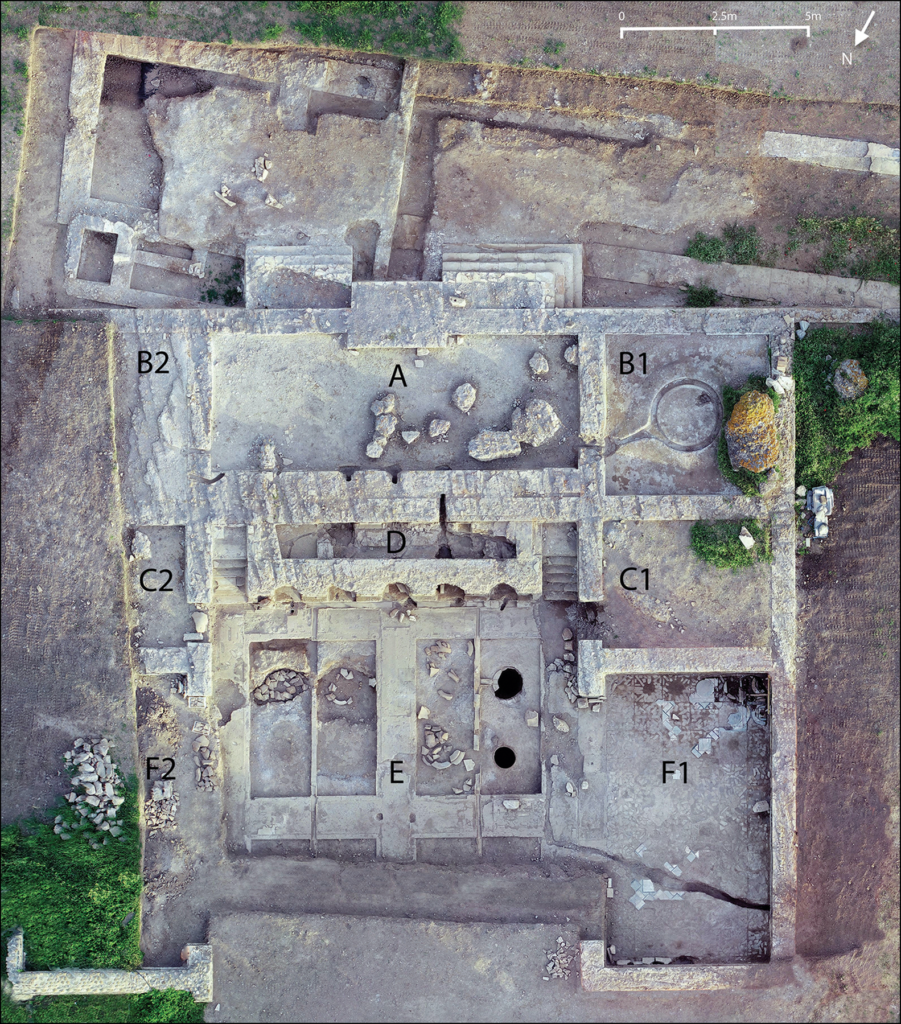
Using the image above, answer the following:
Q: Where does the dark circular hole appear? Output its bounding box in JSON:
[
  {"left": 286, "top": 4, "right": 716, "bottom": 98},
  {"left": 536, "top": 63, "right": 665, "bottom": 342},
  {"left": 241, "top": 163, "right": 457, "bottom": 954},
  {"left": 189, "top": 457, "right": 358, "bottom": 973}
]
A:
[
  {"left": 495, "top": 668, "right": 523, "bottom": 700},
  {"left": 494, "top": 746, "right": 516, "bottom": 769}
]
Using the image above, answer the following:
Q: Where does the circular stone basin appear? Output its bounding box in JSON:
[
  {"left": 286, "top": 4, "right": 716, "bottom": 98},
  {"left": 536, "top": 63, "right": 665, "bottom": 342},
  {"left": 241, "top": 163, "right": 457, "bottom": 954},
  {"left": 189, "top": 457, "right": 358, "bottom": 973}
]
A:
[
  {"left": 652, "top": 380, "right": 722, "bottom": 452},
  {"left": 494, "top": 746, "right": 516, "bottom": 769}
]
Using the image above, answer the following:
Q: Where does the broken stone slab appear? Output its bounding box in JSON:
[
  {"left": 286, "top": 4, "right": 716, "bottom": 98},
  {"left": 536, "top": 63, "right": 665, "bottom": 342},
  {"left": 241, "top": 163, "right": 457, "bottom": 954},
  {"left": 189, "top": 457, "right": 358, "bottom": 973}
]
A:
[
  {"left": 453, "top": 382, "right": 477, "bottom": 413},
  {"left": 450, "top": 750, "right": 465, "bottom": 765},
  {"left": 366, "top": 437, "right": 388, "bottom": 459},
  {"left": 738, "top": 526, "right": 755, "bottom": 549},
  {"left": 418, "top": 706, "right": 430, "bottom": 719},
  {"left": 192, "top": 610, "right": 209, "bottom": 634},
  {"left": 401, "top": 430, "right": 420, "bottom": 444},
  {"left": 765, "top": 376, "right": 786, "bottom": 396},
  {"left": 131, "top": 531, "right": 152, "bottom": 561},
  {"left": 463, "top": 758, "right": 475, "bottom": 772},
  {"left": 528, "top": 351, "right": 550, "bottom": 375},
  {"left": 796, "top": 485, "right": 808, "bottom": 498},
  {"left": 503, "top": 799, "right": 521, "bottom": 810},
  {"left": 525, "top": 710, "right": 539, "bottom": 727},
  {"left": 468, "top": 430, "right": 521, "bottom": 461},
  {"left": 429, "top": 418, "right": 451, "bottom": 438},
  {"left": 371, "top": 395, "right": 398, "bottom": 416},
  {"left": 374, "top": 413, "right": 398, "bottom": 437},
  {"left": 725, "top": 391, "right": 778, "bottom": 473},
  {"left": 511, "top": 399, "right": 562, "bottom": 447}
]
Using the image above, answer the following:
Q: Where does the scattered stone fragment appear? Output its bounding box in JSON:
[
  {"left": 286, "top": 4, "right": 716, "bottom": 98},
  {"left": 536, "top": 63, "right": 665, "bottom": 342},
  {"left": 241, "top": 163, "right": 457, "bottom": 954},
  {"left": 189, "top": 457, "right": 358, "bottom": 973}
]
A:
[
  {"left": 738, "top": 526, "right": 755, "bottom": 550},
  {"left": 752, "top": 800, "right": 770, "bottom": 813},
  {"left": 562, "top": 627, "right": 573, "bottom": 641},
  {"left": 418, "top": 706, "right": 430, "bottom": 719},
  {"left": 438, "top": 688, "right": 454, "bottom": 700},
  {"left": 453, "top": 382, "right": 477, "bottom": 413},
  {"left": 450, "top": 750, "right": 465, "bottom": 765},
  {"left": 264, "top": 192, "right": 284, "bottom": 209},
  {"left": 192, "top": 610, "right": 209, "bottom": 634},
  {"left": 215, "top": 186, "right": 236, "bottom": 207},
  {"left": 511, "top": 399, "right": 562, "bottom": 447},
  {"left": 564, "top": 344, "right": 578, "bottom": 366},
  {"left": 581, "top": 779, "right": 589, "bottom": 790},
  {"left": 503, "top": 799, "right": 521, "bottom": 810},
  {"left": 253, "top": 154, "right": 270, "bottom": 181},
  {"left": 374, "top": 413, "right": 398, "bottom": 437},
  {"left": 553, "top": 716, "right": 570, "bottom": 733},
  {"left": 468, "top": 430, "right": 521, "bottom": 461},
  {"left": 464, "top": 758, "right": 475, "bottom": 772},
  {"left": 429, "top": 418, "right": 451, "bottom": 439},
  {"left": 529, "top": 351, "right": 549, "bottom": 375},
  {"left": 565, "top": 781, "right": 576, "bottom": 796},
  {"left": 366, "top": 437, "right": 387, "bottom": 459},
  {"left": 371, "top": 395, "right": 398, "bottom": 416},
  {"left": 467, "top": 641, "right": 474, "bottom": 657},
  {"left": 525, "top": 710, "right": 539, "bottom": 728},
  {"left": 401, "top": 430, "right": 420, "bottom": 444}
]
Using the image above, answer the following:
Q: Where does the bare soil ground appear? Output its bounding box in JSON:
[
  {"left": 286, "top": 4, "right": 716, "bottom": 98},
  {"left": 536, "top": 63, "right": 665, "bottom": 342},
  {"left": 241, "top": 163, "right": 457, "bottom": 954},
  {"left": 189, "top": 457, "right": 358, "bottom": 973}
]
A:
[
  {"left": 0, "top": 317, "right": 135, "bottom": 822},
  {"left": 459, "top": 1, "right": 901, "bottom": 105},
  {"left": 795, "top": 438, "right": 900, "bottom": 981}
]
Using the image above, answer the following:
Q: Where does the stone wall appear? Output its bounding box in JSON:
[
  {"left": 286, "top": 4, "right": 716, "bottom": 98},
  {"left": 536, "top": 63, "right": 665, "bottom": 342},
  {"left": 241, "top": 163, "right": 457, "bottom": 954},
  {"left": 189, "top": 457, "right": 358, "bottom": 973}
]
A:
[{"left": 6, "top": 931, "right": 212, "bottom": 1003}]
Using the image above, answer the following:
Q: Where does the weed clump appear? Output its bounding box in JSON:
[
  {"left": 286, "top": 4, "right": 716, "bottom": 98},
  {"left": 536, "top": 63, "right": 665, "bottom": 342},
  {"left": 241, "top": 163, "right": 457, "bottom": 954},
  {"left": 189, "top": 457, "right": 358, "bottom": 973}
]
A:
[
  {"left": 690, "top": 519, "right": 772, "bottom": 572},
  {"left": 794, "top": 318, "right": 900, "bottom": 487}
]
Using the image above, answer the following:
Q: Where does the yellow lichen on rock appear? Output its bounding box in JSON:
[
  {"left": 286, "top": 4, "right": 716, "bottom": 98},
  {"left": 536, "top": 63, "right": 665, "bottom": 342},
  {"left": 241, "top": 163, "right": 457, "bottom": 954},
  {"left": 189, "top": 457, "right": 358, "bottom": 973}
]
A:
[{"left": 725, "top": 391, "right": 779, "bottom": 473}]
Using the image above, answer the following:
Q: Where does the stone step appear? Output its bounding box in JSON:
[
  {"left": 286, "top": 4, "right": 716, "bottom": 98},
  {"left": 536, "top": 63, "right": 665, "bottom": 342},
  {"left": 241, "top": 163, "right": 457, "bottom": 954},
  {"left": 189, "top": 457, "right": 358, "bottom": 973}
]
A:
[
  {"left": 443, "top": 255, "right": 572, "bottom": 307},
  {"left": 442, "top": 243, "right": 583, "bottom": 306},
  {"left": 443, "top": 260, "right": 568, "bottom": 307}
]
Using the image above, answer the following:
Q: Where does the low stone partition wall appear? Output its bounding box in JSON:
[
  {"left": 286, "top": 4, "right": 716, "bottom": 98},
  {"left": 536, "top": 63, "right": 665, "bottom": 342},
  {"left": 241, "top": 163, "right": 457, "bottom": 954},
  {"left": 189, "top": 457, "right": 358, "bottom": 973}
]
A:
[
  {"left": 580, "top": 941, "right": 762, "bottom": 990},
  {"left": 6, "top": 931, "right": 212, "bottom": 1003}
]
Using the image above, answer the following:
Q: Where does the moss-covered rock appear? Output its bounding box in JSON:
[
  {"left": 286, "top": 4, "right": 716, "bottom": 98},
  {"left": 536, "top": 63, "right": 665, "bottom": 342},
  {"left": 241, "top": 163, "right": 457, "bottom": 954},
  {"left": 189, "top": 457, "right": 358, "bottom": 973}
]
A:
[
  {"left": 832, "top": 358, "right": 869, "bottom": 400},
  {"left": 725, "top": 390, "right": 778, "bottom": 472}
]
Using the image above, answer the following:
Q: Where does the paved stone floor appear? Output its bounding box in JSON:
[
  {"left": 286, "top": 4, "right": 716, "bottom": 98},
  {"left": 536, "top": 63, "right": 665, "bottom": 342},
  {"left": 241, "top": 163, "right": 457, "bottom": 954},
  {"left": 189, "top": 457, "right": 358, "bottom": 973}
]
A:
[{"left": 598, "top": 674, "right": 770, "bottom": 964}]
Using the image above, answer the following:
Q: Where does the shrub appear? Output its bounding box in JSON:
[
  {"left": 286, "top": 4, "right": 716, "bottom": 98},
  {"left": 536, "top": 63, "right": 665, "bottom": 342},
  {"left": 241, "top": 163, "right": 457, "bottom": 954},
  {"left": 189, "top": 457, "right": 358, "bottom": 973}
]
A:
[{"left": 690, "top": 519, "right": 772, "bottom": 572}]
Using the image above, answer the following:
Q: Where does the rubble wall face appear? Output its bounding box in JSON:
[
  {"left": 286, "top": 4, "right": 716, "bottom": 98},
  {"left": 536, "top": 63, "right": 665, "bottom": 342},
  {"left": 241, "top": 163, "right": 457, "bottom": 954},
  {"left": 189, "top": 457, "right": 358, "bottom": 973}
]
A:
[{"left": 6, "top": 934, "right": 212, "bottom": 1003}]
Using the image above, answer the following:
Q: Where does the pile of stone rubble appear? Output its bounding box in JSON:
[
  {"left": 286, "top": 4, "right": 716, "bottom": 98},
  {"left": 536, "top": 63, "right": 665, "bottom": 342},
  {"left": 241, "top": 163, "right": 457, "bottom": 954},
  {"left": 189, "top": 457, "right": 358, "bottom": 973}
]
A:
[
  {"left": 253, "top": 668, "right": 308, "bottom": 705},
  {"left": 419, "top": 720, "right": 476, "bottom": 792},
  {"left": 543, "top": 936, "right": 576, "bottom": 980},
  {"left": 59, "top": 737, "right": 126, "bottom": 846},
  {"left": 546, "top": 628, "right": 600, "bottom": 711},
  {"left": 145, "top": 779, "right": 178, "bottom": 833},
  {"left": 324, "top": 666, "right": 373, "bottom": 706},
  {"left": 192, "top": 722, "right": 217, "bottom": 792}
]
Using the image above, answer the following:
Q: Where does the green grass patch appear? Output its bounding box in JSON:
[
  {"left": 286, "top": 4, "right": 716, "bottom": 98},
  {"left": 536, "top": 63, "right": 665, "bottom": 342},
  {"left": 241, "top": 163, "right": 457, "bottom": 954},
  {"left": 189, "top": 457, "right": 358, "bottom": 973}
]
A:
[
  {"left": 543, "top": 38, "right": 565, "bottom": 56},
  {"left": 793, "top": 318, "right": 900, "bottom": 487},
  {"left": 289, "top": 0, "right": 463, "bottom": 59},
  {"left": 1, "top": 772, "right": 206, "bottom": 1022},
  {"left": 690, "top": 518, "right": 772, "bottom": 572},
  {"left": 1, "top": 780, "right": 142, "bottom": 970},
  {"left": 794, "top": 214, "right": 899, "bottom": 286},
  {"left": 682, "top": 282, "right": 719, "bottom": 307},
  {"left": 2, "top": 990, "right": 205, "bottom": 1023},
  {"left": 685, "top": 222, "right": 761, "bottom": 265}
]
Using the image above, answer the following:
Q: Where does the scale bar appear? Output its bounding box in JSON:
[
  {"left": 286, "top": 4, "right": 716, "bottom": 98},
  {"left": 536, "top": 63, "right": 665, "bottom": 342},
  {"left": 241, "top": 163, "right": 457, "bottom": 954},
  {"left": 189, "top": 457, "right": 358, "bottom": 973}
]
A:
[{"left": 620, "top": 25, "right": 811, "bottom": 38}]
